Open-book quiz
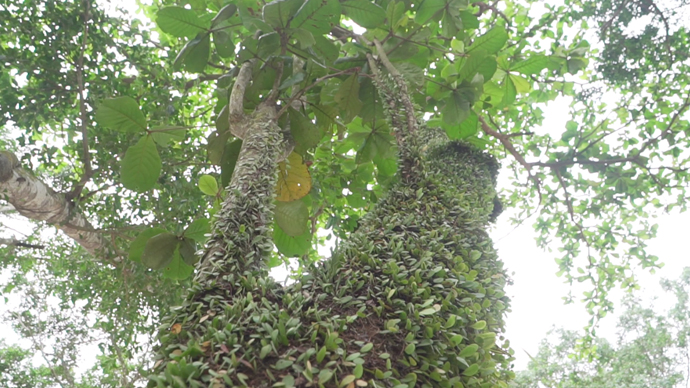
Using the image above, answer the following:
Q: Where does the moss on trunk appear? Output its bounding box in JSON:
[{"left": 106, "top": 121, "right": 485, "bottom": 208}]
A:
[{"left": 149, "top": 133, "right": 512, "bottom": 387}]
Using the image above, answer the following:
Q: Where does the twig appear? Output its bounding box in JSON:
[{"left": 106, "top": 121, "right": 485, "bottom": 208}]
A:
[
  {"left": 478, "top": 115, "right": 531, "bottom": 171},
  {"left": 472, "top": 1, "right": 510, "bottom": 24}
]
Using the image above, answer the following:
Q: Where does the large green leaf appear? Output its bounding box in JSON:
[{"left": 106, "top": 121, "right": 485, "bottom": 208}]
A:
[
  {"left": 334, "top": 74, "right": 362, "bottom": 123},
  {"left": 183, "top": 218, "right": 211, "bottom": 243},
  {"left": 414, "top": 0, "right": 447, "bottom": 23},
  {"left": 150, "top": 126, "right": 186, "bottom": 146},
  {"left": 289, "top": 108, "right": 323, "bottom": 154},
  {"left": 309, "top": 35, "right": 339, "bottom": 64},
  {"left": 213, "top": 30, "right": 235, "bottom": 58},
  {"left": 174, "top": 33, "right": 211, "bottom": 73},
  {"left": 273, "top": 223, "right": 311, "bottom": 257},
  {"left": 141, "top": 232, "right": 178, "bottom": 270},
  {"left": 121, "top": 135, "right": 161, "bottom": 192},
  {"left": 128, "top": 227, "right": 168, "bottom": 263},
  {"left": 211, "top": 4, "right": 238, "bottom": 28},
  {"left": 342, "top": 0, "right": 386, "bottom": 28},
  {"left": 156, "top": 6, "right": 210, "bottom": 38},
  {"left": 467, "top": 26, "right": 508, "bottom": 55},
  {"left": 512, "top": 55, "right": 550, "bottom": 75},
  {"left": 291, "top": 0, "right": 341, "bottom": 34},
  {"left": 162, "top": 249, "right": 195, "bottom": 280},
  {"left": 263, "top": 0, "right": 304, "bottom": 29},
  {"left": 275, "top": 200, "right": 309, "bottom": 237},
  {"left": 199, "top": 174, "right": 219, "bottom": 196},
  {"left": 445, "top": 110, "right": 478, "bottom": 139},
  {"left": 95, "top": 97, "right": 147, "bottom": 133},
  {"left": 442, "top": 90, "right": 470, "bottom": 125},
  {"left": 457, "top": 49, "right": 488, "bottom": 82}
]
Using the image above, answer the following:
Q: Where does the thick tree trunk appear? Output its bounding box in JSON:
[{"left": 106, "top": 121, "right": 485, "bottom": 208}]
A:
[
  {"left": 149, "top": 60, "right": 511, "bottom": 387},
  {"left": 0, "top": 150, "right": 112, "bottom": 258},
  {"left": 149, "top": 138, "right": 510, "bottom": 387}
]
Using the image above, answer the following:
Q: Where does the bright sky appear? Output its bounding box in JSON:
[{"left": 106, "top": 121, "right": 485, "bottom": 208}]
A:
[{"left": 1, "top": 0, "right": 689, "bottom": 382}]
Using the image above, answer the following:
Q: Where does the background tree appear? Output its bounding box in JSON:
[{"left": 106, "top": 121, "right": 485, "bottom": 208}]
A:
[
  {"left": 0, "top": 0, "right": 688, "bottom": 386},
  {"left": 512, "top": 268, "right": 690, "bottom": 388}
]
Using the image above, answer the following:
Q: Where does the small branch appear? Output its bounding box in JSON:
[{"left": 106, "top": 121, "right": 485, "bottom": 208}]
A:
[
  {"left": 66, "top": 1, "right": 93, "bottom": 201},
  {"left": 472, "top": 1, "right": 510, "bottom": 24},
  {"left": 0, "top": 238, "right": 45, "bottom": 249},
  {"left": 184, "top": 73, "right": 223, "bottom": 90},
  {"left": 479, "top": 115, "right": 532, "bottom": 171},
  {"left": 228, "top": 61, "right": 255, "bottom": 116}
]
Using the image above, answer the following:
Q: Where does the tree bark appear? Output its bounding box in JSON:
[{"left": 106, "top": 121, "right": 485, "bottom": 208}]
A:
[{"left": 0, "top": 150, "right": 113, "bottom": 258}]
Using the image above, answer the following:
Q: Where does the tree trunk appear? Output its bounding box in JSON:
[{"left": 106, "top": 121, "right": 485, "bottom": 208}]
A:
[{"left": 148, "top": 65, "right": 512, "bottom": 388}]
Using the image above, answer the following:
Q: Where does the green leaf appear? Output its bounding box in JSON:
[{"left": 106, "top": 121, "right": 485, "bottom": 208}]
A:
[
  {"left": 162, "top": 249, "right": 195, "bottom": 280},
  {"left": 471, "top": 320, "right": 487, "bottom": 330},
  {"left": 207, "top": 130, "right": 232, "bottom": 165},
  {"left": 263, "top": 0, "right": 304, "bottom": 29},
  {"left": 150, "top": 126, "right": 186, "bottom": 146},
  {"left": 511, "top": 55, "right": 549, "bottom": 75},
  {"left": 289, "top": 108, "right": 323, "bottom": 153},
  {"left": 175, "top": 33, "right": 211, "bottom": 73},
  {"left": 501, "top": 75, "right": 517, "bottom": 106},
  {"left": 221, "top": 139, "right": 243, "bottom": 187},
  {"left": 257, "top": 31, "right": 281, "bottom": 58},
  {"left": 309, "top": 34, "right": 339, "bottom": 64},
  {"left": 211, "top": 4, "right": 238, "bottom": 28},
  {"left": 334, "top": 74, "right": 362, "bottom": 123},
  {"left": 459, "top": 344, "right": 479, "bottom": 357},
  {"left": 442, "top": 91, "right": 470, "bottom": 125},
  {"left": 121, "top": 135, "right": 161, "bottom": 192},
  {"left": 342, "top": 1, "right": 386, "bottom": 28},
  {"left": 419, "top": 307, "right": 437, "bottom": 316},
  {"left": 213, "top": 30, "right": 235, "bottom": 58},
  {"left": 275, "top": 359, "right": 294, "bottom": 370},
  {"left": 459, "top": 10, "right": 479, "bottom": 29},
  {"left": 157, "top": 6, "right": 210, "bottom": 38},
  {"left": 457, "top": 49, "right": 488, "bottom": 82},
  {"left": 142, "top": 232, "right": 178, "bottom": 270},
  {"left": 446, "top": 110, "right": 478, "bottom": 139},
  {"left": 279, "top": 72, "right": 306, "bottom": 90},
  {"left": 273, "top": 223, "right": 311, "bottom": 257},
  {"left": 178, "top": 238, "right": 198, "bottom": 266},
  {"left": 128, "top": 228, "right": 167, "bottom": 263},
  {"left": 199, "top": 174, "right": 219, "bottom": 196},
  {"left": 95, "top": 97, "right": 147, "bottom": 133},
  {"left": 509, "top": 74, "right": 531, "bottom": 93},
  {"left": 415, "top": 0, "right": 447, "bottom": 23},
  {"left": 275, "top": 200, "right": 309, "bottom": 237},
  {"left": 467, "top": 26, "right": 508, "bottom": 55},
  {"left": 183, "top": 218, "right": 211, "bottom": 243},
  {"left": 463, "top": 363, "right": 480, "bottom": 376},
  {"left": 291, "top": 0, "right": 341, "bottom": 34}
]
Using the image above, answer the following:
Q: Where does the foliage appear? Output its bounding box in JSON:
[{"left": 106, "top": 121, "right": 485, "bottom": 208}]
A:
[
  {"left": 512, "top": 268, "right": 690, "bottom": 388},
  {"left": 0, "top": 0, "right": 689, "bottom": 386}
]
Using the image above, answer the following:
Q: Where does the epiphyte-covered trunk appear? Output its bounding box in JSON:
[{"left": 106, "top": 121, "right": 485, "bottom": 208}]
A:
[{"left": 148, "top": 135, "right": 512, "bottom": 388}]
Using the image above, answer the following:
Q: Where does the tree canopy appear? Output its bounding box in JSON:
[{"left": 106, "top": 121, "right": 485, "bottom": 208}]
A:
[{"left": 0, "top": 0, "right": 689, "bottom": 385}]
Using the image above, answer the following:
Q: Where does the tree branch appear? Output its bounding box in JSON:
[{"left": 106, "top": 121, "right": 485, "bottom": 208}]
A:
[{"left": 0, "top": 238, "right": 45, "bottom": 249}]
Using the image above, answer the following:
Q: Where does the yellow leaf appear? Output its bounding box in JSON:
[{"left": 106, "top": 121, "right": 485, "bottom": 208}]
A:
[
  {"left": 170, "top": 323, "right": 182, "bottom": 334},
  {"left": 276, "top": 152, "right": 312, "bottom": 202}
]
